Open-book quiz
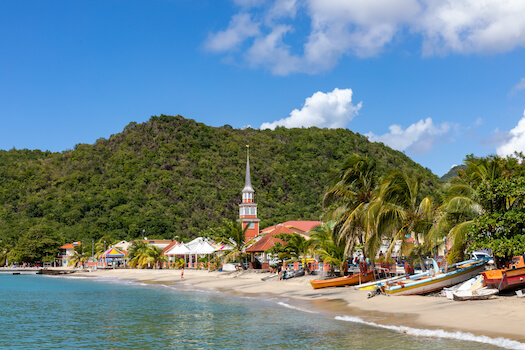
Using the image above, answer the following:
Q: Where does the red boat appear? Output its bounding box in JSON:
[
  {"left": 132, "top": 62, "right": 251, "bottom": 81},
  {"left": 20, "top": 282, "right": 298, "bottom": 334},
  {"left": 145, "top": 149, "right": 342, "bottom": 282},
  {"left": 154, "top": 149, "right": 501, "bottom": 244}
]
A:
[{"left": 481, "top": 255, "right": 525, "bottom": 291}]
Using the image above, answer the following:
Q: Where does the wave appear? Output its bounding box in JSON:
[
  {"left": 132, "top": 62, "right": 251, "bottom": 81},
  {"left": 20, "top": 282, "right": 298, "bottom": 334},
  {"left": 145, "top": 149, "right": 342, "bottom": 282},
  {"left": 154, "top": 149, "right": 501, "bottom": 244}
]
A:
[
  {"left": 335, "top": 315, "right": 525, "bottom": 349},
  {"left": 277, "top": 301, "right": 318, "bottom": 314}
]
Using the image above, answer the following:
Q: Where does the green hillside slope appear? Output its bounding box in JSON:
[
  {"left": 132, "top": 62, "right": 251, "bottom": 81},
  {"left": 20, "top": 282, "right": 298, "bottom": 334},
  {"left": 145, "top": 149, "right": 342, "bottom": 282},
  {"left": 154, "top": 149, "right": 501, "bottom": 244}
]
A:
[{"left": 0, "top": 115, "right": 441, "bottom": 251}]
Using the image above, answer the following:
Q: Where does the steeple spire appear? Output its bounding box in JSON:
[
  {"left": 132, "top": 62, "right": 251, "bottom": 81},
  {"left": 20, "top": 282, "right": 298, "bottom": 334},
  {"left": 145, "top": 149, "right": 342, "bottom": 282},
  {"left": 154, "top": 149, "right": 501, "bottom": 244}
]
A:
[
  {"left": 243, "top": 145, "right": 253, "bottom": 192},
  {"left": 239, "top": 145, "right": 260, "bottom": 241}
]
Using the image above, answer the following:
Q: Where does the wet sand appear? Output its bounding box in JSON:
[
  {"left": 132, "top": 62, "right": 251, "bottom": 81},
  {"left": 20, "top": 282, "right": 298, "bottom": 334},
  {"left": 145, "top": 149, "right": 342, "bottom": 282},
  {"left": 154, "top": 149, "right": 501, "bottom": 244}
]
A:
[{"left": 75, "top": 268, "right": 525, "bottom": 343}]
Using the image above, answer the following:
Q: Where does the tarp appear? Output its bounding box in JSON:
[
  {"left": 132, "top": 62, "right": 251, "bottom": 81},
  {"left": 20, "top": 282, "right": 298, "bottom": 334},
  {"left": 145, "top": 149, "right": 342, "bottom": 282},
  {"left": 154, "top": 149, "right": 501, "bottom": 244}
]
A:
[{"left": 102, "top": 247, "right": 125, "bottom": 258}]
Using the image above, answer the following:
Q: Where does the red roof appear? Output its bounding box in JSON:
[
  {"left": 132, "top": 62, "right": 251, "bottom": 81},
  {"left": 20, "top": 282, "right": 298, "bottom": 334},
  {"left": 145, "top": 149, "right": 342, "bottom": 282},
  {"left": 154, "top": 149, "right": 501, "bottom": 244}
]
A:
[
  {"left": 246, "top": 225, "right": 294, "bottom": 252},
  {"left": 60, "top": 241, "right": 81, "bottom": 249},
  {"left": 260, "top": 221, "right": 322, "bottom": 234}
]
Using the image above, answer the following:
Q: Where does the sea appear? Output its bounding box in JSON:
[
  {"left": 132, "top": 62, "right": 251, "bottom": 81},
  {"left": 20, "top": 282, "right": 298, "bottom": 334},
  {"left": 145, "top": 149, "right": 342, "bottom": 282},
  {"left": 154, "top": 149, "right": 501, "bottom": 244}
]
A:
[{"left": 1, "top": 273, "right": 524, "bottom": 350}]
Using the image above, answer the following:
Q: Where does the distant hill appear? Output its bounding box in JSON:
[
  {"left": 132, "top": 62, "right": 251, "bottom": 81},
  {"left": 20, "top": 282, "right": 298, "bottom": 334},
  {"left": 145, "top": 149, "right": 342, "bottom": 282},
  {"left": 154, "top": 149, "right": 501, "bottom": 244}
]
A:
[
  {"left": 441, "top": 165, "right": 467, "bottom": 182},
  {"left": 0, "top": 115, "right": 442, "bottom": 246}
]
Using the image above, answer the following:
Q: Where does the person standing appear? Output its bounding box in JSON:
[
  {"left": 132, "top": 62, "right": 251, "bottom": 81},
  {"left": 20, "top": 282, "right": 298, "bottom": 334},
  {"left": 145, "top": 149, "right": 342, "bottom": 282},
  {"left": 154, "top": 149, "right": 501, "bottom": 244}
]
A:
[{"left": 181, "top": 266, "right": 185, "bottom": 280}]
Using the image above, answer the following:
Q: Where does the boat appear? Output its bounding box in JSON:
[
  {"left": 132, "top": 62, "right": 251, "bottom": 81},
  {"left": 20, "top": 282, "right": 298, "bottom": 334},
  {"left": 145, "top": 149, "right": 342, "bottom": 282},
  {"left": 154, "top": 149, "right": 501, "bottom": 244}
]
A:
[
  {"left": 452, "top": 287, "right": 498, "bottom": 301},
  {"left": 381, "top": 257, "right": 489, "bottom": 296},
  {"left": 283, "top": 268, "right": 305, "bottom": 280},
  {"left": 443, "top": 275, "right": 484, "bottom": 299},
  {"left": 310, "top": 270, "right": 375, "bottom": 289},
  {"left": 481, "top": 255, "right": 525, "bottom": 292}
]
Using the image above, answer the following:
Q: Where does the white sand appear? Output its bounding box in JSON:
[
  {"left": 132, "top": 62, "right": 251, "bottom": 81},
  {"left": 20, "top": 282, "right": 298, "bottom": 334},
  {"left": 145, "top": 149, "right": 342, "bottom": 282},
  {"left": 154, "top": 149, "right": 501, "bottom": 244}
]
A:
[{"left": 75, "top": 268, "right": 525, "bottom": 343}]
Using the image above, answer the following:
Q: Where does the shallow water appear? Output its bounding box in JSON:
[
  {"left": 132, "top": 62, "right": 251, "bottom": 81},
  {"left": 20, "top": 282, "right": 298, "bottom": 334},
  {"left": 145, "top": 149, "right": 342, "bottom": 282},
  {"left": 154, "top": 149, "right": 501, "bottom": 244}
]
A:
[{"left": 0, "top": 274, "right": 523, "bottom": 349}]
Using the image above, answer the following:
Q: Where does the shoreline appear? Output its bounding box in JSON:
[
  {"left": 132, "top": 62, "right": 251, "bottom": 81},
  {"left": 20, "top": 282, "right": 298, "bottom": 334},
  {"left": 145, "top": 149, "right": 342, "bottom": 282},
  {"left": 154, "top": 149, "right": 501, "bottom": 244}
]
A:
[{"left": 73, "top": 268, "right": 525, "bottom": 345}]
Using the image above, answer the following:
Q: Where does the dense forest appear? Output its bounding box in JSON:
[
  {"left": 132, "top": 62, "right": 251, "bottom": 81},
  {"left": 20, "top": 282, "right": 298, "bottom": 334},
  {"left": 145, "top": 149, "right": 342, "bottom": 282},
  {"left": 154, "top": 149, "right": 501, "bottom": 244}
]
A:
[{"left": 0, "top": 115, "right": 442, "bottom": 263}]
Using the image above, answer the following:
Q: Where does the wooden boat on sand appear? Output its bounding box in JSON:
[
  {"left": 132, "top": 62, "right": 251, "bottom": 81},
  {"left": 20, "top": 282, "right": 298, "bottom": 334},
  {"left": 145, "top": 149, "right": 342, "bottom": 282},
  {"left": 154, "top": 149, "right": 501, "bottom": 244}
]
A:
[
  {"left": 452, "top": 287, "right": 498, "bottom": 301},
  {"left": 310, "top": 270, "right": 375, "bottom": 289},
  {"left": 481, "top": 255, "right": 525, "bottom": 292},
  {"left": 382, "top": 257, "right": 489, "bottom": 296}
]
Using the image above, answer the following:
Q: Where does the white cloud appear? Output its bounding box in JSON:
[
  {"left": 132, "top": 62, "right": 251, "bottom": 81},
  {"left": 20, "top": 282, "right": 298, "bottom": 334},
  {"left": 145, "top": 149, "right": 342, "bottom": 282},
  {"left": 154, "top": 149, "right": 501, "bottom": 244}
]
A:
[
  {"left": 305, "top": 0, "right": 420, "bottom": 61},
  {"left": 511, "top": 77, "right": 525, "bottom": 94},
  {"left": 496, "top": 110, "right": 525, "bottom": 157},
  {"left": 260, "top": 88, "right": 362, "bottom": 130},
  {"left": 416, "top": 0, "right": 525, "bottom": 55},
  {"left": 206, "top": 0, "right": 525, "bottom": 75},
  {"left": 204, "top": 13, "right": 260, "bottom": 52},
  {"left": 366, "top": 118, "right": 451, "bottom": 155},
  {"left": 244, "top": 25, "right": 302, "bottom": 75}
]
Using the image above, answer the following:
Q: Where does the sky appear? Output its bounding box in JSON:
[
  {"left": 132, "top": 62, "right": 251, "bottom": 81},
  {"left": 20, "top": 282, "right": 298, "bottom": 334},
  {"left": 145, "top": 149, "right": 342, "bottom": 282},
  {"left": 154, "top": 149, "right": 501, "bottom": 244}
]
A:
[{"left": 1, "top": 0, "right": 525, "bottom": 176}]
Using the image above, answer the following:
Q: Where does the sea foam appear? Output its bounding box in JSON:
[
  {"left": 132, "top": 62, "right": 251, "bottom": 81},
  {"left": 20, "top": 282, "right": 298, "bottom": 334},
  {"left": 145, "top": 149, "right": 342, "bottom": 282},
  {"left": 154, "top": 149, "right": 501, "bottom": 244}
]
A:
[
  {"left": 335, "top": 315, "right": 525, "bottom": 350},
  {"left": 277, "top": 301, "right": 318, "bottom": 314}
]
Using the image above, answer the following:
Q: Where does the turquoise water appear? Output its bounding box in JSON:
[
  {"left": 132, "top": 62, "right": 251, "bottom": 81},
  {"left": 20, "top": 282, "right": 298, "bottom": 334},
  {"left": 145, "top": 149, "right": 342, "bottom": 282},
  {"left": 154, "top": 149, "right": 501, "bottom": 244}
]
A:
[{"left": 0, "top": 274, "right": 522, "bottom": 349}]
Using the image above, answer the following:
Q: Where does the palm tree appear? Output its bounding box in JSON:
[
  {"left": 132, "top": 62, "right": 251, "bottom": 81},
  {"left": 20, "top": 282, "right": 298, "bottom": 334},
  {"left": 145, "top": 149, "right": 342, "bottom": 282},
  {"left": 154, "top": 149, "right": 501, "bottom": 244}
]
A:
[
  {"left": 68, "top": 244, "right": 87, "bottom": 268},
  {"left": 273, "top": 233, "right": 315, "bottom": 274},
  {"left": 127, "top": 241, "right": 149, "bottom": 268},
  {"left": 323, "top": 154, "right": 377, "bottom": 260},
  {"left": 434, "top": 155, "right": 509, "bottom": 264},
  {"left": 0, "top": 241, "right": 11, "bottom": 267},
  {"left": 212, "top": 219, "right": 253, "bottom": 269},
  {"left": 95, "top": 235, "right": 115, "bottom": 259},
  {"left": 370, "top": 171, "right": 437, "bottom": 263},
  {"left": 310, "top": 221, "right": 348, "bottom": 276},
  {"left": 432, "top": 177, "right": 481, "bottom": 263}
]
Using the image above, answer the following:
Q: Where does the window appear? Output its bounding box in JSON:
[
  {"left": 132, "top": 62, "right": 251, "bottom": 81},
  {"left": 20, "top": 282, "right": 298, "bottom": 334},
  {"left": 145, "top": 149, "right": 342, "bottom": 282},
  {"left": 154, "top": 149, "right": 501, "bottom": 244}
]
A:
[{"left": 248, "top": 223, "right": 255, "bottom": 229}]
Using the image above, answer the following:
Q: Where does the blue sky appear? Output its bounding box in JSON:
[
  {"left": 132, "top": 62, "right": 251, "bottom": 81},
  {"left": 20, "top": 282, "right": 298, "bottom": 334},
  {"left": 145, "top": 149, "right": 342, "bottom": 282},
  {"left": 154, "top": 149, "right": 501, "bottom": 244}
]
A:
[{"left": 1, "top": 1, "right": 525, "bottom": 176}]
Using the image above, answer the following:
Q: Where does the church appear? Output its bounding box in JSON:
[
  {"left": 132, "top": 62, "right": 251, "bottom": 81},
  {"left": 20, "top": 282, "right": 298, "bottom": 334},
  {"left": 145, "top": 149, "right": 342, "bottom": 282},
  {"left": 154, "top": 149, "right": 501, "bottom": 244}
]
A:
[{"left": 238, "top": 146, "right": 321, "bottom": 268}]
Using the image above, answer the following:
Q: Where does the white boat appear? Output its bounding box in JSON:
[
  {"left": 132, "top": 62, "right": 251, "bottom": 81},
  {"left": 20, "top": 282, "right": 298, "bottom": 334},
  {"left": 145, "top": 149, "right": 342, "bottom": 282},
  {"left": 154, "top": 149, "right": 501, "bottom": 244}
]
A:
[
  {"left": 452, "top": 287, "right": 498, "bottom": 301},
  {"left": 444, "top": 275, "right": 483, "bottom": 299},
  {"left": 382, "top": 258, "right": 489, "bottom": 296}
]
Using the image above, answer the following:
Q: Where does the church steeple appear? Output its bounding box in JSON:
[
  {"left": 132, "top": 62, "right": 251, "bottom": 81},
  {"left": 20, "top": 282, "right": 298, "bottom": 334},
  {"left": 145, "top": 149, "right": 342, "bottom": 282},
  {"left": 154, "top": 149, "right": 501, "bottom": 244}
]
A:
[
  {"left": 243, "top": 146, "right": 254, "bottom": 193},
  {"left": 239, "top": 145, "right": 260, "bottom": 240}
]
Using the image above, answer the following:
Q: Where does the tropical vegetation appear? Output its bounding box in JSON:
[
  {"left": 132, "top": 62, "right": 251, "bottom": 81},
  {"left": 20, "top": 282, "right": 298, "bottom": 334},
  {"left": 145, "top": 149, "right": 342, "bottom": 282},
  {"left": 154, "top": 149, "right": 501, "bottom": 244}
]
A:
[{"left": 0, "top": 115, "right": 439, "bottom": 264}]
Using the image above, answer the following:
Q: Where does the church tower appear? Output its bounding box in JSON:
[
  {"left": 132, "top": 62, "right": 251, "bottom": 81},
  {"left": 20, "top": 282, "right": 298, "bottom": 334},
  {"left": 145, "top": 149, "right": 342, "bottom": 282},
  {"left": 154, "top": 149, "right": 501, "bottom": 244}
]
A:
[{"left": 239, "top": 145, "right": 260, "bottom": 241}]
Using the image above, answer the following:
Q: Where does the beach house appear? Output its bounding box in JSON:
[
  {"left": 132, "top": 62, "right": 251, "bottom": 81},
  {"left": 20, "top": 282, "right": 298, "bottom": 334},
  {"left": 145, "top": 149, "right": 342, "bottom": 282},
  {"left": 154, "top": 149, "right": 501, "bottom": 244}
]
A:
[{"left": 58, "top": 241, "right": 81, "bottom": 266}]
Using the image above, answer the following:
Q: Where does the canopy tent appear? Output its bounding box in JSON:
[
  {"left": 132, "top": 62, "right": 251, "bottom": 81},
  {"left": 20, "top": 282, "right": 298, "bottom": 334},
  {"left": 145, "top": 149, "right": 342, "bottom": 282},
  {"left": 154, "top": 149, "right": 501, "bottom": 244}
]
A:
[
  {"left": 191, "top": 241, "right": 216, "bottom": 255},
  {"left": 102, "top": 247, "right": 125, "bottom": 258},
  {"left": 100, "top": 247, "right": 125, "bottom": 268},
  {"left": 164, "top": 243, "right": 191, "bottom": 256}
]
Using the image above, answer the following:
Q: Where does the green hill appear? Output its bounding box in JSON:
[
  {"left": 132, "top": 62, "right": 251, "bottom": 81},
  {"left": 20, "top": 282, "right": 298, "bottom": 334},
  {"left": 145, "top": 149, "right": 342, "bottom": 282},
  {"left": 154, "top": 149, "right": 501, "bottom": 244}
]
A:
[
  {"left": 0, "top": 115, "right": 441, "bottom": 254},
  {"left": 441, "top": 165, "right": 467, "bottom": 182}
]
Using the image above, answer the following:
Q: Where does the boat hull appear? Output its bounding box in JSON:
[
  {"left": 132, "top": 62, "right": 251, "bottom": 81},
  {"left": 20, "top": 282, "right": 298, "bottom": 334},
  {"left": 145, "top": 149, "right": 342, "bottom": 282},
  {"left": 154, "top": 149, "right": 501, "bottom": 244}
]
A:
[
  {"left": 482, "top": 267, "right": 525, "bottom": 291},
  {"left": 310, "top": 271, "right": 375, "bottom": 289},
  {"left": 384, "top": 261, "right": 487, "bottom": 296}
]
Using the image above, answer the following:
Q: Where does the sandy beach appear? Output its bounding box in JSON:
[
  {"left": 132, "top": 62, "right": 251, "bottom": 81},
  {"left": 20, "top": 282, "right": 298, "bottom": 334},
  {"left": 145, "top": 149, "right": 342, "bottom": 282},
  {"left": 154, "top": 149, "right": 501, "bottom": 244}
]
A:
[{"left": 72, "top": 268, "right": 525, "bottom": 344}]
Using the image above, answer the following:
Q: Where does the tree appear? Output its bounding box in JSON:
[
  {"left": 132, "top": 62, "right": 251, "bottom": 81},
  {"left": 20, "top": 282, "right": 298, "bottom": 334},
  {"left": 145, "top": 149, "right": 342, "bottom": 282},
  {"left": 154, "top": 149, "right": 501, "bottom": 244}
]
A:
[
  {"left": 467, "top": 176, "right": 525, "bottom": 265},
  {"left": 269, "top": 233, "right": 315, "bottom": 274},
  {"left": 370, "top": 171, "right": 436, "bottom": 265},
  {"left": 0, "top": 240, "right": 11, "bottom": 266},
  {"left": 323, "top": 154, "right": 377, "bottom": 260},
  {"left": 126, "top": 241, "right": 149, "bottom": 268},
  {"left": 310, "top": 221, "right": 348, "bottom": 276},
  {"left": 7, "top": 224, "right": 61, "bottom": 264},
  {"left": 433, "top": 177, "right": 481, "bottom": 263},
  {"left": 439, "top": 154, "right": 522, "bottom": 264},
  {"left": 211, "top": 219, "right": 253, "bottom": 269}
]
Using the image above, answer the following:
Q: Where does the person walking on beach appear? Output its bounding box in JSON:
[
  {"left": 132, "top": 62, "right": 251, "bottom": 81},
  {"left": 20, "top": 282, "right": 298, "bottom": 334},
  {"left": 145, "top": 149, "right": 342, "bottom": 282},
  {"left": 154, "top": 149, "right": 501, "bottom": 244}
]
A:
[{"left": 181, "top": 266, "right": 185, "bottom": 280}]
